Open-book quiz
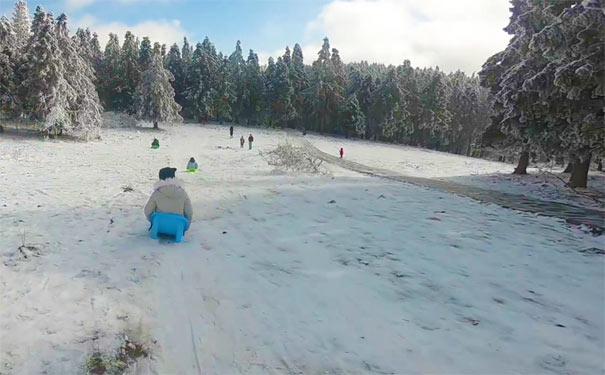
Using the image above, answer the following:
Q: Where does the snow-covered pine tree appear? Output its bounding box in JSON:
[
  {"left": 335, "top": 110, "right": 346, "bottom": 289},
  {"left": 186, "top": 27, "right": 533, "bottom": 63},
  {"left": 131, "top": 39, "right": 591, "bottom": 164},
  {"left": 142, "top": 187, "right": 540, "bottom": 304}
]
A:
[
  {"left": 417, "top": 67, "right": 452, "bottom": 148},
  {"left": 370, "top": 67, "right": 401, "bottom": 141},
  {"left": 356, "top": 74, "right": 376, "bottom": 138},
  {"left": 166, "top": 43, "right": 186, "bottom": 106},
  {"left": 282, "top": 46, "right": 291, "bottom": 67},
  {"left": 152, "top": 41, "right": 161, "bottom": 56},
  {"left": 120, "top": 31, "right": 140, "bottom": 110},
  {"left": 228, "top": 40, "right": 245, "bottom": 122},
  {"left": 215, "top": 55, "right": 235, "bottom": 123},
  {"left": 134, "top": 52, "right": 182, "bottom": 129},
  {"left": 396, "top": 60, "right": 421, "bottom": 145},
  {"left": 55, "top": 14, "right": 102, "bottom": 138},
  {"left": 265, "top": 55, "right": 295, "bottom": 128},
  {"left": 241, "top": 49, "right": 264, "bottom": 125},
  {"left": 339, "top": 93, "right": 365, "bottom": 138},
  {"left": 89, "top": 31, "right": 103, "bottom": 75},
  {"left": 526, "top": 0, "right": 604, "bottom": 187},
  {"left": 12, "top": 0, "right": 30, "bottom": 51},
  {"left": 99, "top": 33, "right": 121, "bottom": 109},
  {"left": 21, "top": 8, "right": 69, "bottom": 131},
  {"left": 0, "top": 16, "right": 19, "bottom": 114},
  {"left": 139, "top": 36, "right": 152, "bottom": 71},
  {"left": 185, "top": 37, "right": 219, "bottom": 121},
  {"left": 290, "top": 43, "right": 307, "bottom": 129},
  {"left": 307, "top": 38, "right": 345, "bottom": 134}
]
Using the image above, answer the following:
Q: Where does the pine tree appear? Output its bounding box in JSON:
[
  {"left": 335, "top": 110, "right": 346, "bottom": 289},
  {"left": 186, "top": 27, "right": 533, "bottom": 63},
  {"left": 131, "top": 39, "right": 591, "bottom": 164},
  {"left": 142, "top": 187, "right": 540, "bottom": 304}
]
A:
[
  {"left": 55, "top": 14, "right": 103, "bottom": 137},
  {"left": 0, "top": 16, "right": 19, "bottom": 114},
  {"left": 339, "top": 93, "right": 365, "bottom": 137},
  {"left": 265, "top": 56, "right": 295, "bottom": 127},
  {"left": 356, "top": 74, "right": 376, "bottom": 138},
  {"left": 139, "top": 36, "right": 152, "bottom": 71},
  {"left": 527, "top": 0, "right": 604, "bottom": 186},
  {"left": 99, "top": 33, "right": 121, "bottom": 109},
  {"left": 228, "top": 40, "right": 245, "bottom": 122},
  {"left": 21, "top": 11, "right": 101, "bottom": 137},
  {"left": 480, "top": 0, "right": 603, "bottom": 186},
  {"left": 241, "top": 49, "right": 264, "bottom": 125},
  {"left": 418, "top": 67, "right": 451, "bottom": 148},
  {"left": 152, "top": 41, "right": 161, "bottom": 56},
  {"left": 307, "top": 37, "right": 345, "bottom": 133},
  {"left": 374, "top": 67, "right": 403, "bottom": 141},
  {"left": 215, "top": 55, "right": 235, "bottom": 123},
  {"left": 134, "top": 53, "right": 182, "bottom": 129},
  {"left": 21, "top": 8, "right": 67, "bottom": 126},
  {"left": 165, "top": 43, "right": 186, "bottom": 106},
  {"left": 89, "top": 32, "right": 103, "bottom": 74},
  {"left": 290, "top": 43, "right": 307, "bottom": 129},
  {"left": 185, "top": 37, "right": 219, "bottom": 121},
  {"left": 120, "top": 31, "right": 140, "bottom": 110},
  {"left": 12, "top": 0, "right": 30, "bottom": 51},
  {"left": 282, "top": 46, "right": 291, "bottom": 66}
]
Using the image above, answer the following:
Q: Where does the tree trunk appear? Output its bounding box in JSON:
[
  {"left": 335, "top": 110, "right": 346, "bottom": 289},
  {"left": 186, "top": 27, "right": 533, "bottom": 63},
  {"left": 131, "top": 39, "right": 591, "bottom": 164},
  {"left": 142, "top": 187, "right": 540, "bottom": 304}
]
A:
[
  {"left": 153, "top": 121, "right": 158, "bottom": 129},
  {"left": 597, "top": 159, "right": 603, "bottom": 172},
  {"left": 569, "top": 155, "right": 591, "bottom": 188},
  {"left": 563, "top": 162, "right": 573, "bottom": 173},
  {"left": 512, "top": 151, "right": 529, "bottom": 175}
]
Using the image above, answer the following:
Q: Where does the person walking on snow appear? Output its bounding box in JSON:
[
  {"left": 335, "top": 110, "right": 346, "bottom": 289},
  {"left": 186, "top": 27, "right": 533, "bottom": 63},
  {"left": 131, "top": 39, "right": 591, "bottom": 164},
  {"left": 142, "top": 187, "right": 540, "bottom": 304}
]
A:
[
  {"left": 248, "top": 134, "right": 254, "bottom": 150},
  {"left": 144, "top": 167, "right": 193, "bottom": 223},
  {"left": 151, "top": 138, "right": 159, "bottom": 148},
  {"left": 339, "top": 147, "right": 344, "bottom": 158},
  {"left": 229, "top": 126, "right": 234, "bottom": 138},
  {"left": 240, "top": 136, "right": 245, "bottom": 148}
]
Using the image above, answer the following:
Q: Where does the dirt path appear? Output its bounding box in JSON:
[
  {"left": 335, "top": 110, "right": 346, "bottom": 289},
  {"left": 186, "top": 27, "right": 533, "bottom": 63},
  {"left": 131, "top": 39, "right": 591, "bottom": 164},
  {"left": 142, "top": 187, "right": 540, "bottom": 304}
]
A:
[{"left": 302, "top": 139, "right": 605, "bottom": 232}]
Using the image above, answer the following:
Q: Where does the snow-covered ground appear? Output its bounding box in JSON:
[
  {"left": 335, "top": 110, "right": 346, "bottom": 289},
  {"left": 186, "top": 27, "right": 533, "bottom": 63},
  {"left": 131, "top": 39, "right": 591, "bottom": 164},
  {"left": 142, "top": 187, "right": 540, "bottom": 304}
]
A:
[
  {"left": 307, "top": 134, "right": 605, "bottom": 211},
  {"left": 1, "top": 124, "right": 603, "bottom": 374}
]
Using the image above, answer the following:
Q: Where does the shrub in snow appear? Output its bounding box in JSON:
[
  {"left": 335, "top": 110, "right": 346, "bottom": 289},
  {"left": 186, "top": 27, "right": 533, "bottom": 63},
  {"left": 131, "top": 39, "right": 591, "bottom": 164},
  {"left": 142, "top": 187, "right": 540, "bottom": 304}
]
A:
[{"left": 262, "top": 141, "right": 325, "bottom": 173}]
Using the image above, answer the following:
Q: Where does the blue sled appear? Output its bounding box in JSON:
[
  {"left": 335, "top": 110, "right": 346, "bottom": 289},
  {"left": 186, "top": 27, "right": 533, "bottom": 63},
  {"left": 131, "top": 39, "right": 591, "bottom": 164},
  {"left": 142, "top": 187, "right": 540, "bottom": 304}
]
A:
[{"left": 149, "top": 212, "right": 189, "bottom": 243}]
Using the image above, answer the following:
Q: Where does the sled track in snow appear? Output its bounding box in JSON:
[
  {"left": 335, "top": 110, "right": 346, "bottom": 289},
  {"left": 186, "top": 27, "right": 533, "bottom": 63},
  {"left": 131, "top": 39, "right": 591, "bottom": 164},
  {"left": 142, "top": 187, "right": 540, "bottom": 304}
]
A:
[{"left": 302, "top": 139, "right": 605, "bottom": 233}]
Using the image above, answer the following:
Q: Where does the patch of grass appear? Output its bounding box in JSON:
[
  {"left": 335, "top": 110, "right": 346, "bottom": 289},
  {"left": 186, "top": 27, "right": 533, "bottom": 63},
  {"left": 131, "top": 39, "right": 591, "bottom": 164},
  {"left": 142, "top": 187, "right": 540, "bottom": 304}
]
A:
[{"left": 84, "top": 335, "right": 150, "bottom": 375}]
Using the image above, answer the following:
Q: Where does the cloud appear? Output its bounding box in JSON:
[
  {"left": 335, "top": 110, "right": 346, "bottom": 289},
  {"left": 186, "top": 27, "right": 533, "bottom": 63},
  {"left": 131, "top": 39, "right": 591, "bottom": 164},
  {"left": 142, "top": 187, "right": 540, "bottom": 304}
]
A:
[
  {"left": 73, "top": 15, "right": 187, "bottom": 48},
  {"left": 295, "top": 0, "right": 512, "bottom": 73}
]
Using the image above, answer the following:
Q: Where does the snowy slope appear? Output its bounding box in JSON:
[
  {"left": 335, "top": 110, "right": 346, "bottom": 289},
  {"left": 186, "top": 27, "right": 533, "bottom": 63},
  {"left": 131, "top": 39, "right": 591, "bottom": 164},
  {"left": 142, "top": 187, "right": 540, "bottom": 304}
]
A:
[
  {"left": 306, "top": 134, "right": 605, "bottom": 211},
  {"left": 0, "top": 124, "right": 603, "bottom": 374}
]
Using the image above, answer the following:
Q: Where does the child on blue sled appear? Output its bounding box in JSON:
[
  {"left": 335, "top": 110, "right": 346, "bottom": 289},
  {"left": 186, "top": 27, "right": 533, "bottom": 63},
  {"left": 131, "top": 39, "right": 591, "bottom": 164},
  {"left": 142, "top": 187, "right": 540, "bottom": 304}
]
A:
[{"left": 144, "top": 167, "right": 193, "bottom": 242}]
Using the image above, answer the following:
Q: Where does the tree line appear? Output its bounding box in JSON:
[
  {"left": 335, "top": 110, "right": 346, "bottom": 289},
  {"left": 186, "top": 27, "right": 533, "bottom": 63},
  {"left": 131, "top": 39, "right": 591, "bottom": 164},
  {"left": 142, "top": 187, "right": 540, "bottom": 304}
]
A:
[
  {"left": 0, "top": 0, "right": 603, "bottom": 187},
  {"left": 0, "top": 1, "right": 491, "bottom": 157}
]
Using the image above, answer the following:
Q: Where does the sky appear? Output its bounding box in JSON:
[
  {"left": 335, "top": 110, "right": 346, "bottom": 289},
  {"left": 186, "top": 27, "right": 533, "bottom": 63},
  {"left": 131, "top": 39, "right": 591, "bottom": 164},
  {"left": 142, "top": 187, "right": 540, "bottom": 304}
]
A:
[{"left": 0, "top": 0, "right": 513, "bottom": 73}]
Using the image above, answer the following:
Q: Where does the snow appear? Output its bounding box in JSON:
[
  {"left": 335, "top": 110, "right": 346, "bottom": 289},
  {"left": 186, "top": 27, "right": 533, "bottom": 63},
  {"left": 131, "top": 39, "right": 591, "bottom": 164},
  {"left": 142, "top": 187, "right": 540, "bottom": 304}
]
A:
[
  {"left": 1, "top": 124, "right": 603, "bottom": 374},
  {"left": 307, "top": 134, "right": 605, "bottom": 212}
]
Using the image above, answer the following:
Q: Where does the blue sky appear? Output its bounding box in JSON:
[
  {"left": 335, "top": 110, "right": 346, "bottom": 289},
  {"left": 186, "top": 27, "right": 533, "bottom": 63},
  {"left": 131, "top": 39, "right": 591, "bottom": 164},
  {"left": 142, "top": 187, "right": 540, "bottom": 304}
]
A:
[
  {"left": 1, "top": 0, "right": 512, "bottom": 73},
  {"left": 1, "top": 0, "right": 331, "bottom": 58}
]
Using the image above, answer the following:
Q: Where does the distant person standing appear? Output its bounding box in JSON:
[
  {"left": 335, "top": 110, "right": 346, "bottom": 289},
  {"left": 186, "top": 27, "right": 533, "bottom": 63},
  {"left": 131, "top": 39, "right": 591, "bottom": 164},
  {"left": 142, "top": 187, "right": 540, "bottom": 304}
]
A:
[
  {"left": 248, "top": 134, "right": 254, "bottom": 150},
  {"left": 240, "top": 135, "right": 245, "bottom": 148},
  {"left": 339, "top": 147, "right": 344, "bottom": 158},
  {"left": 229, "top": 126, "right": 234, "bottom": 138}
]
